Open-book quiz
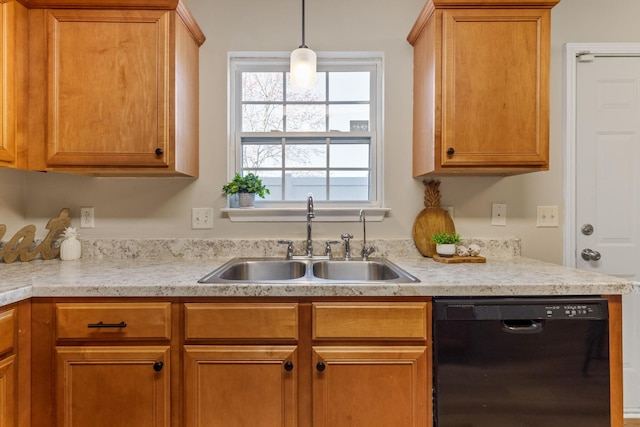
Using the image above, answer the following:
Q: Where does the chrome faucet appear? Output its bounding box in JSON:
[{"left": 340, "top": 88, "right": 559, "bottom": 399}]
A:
[
  {"left": 306, "top": 193, "right": 315, "bottom": 257},
  {"left": 360, "top": 209, "right": 376, "bottom": 260}
]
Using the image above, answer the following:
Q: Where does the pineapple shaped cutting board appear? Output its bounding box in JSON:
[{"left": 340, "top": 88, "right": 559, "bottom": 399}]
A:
[{"left": 412, "top": 180, "right": 456, "bottom": 257}]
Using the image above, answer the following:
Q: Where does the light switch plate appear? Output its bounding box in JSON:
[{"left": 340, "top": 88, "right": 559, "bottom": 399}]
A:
[
  {"left": 192, "top": 208, "right": 214, "bottom": 229},
  {"left": 537, "top": 206, "right": 559, "bottom": 227}
]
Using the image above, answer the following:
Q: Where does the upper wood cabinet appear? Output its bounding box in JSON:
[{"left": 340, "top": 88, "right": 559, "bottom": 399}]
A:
[
  {"left": 408, "top": 0, "right": 560, "bottom": 176},
  {"left": 26, "top": 0, "right": 205, "bottom": 176},
  {"left": 0, "top": 0, "right": 28, "bottom": 170}
]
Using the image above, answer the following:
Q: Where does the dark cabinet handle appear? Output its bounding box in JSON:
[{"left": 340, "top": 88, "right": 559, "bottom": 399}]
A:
[
  {"left": 87, "top": 321, "right": 127, "bottom": 329},
  {"left": 316, "top": 361, "right": 326, "bottom": 372},
  {"left": 153, "top": 361, "right": 164, "bottom": 372},
  {"left": 155, "top": 148, "right": 164, "bottom": 155},
  {"left": 446, "top": 147, "right": 455, "bottom": 156},
  {"left": 284, "top": 361, "right": 294, "bottom": 372}
]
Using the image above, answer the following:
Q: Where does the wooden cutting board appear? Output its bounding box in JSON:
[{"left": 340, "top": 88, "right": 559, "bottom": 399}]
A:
[{"left": 433, "top": 254, "right": 486, "bottom": 264}]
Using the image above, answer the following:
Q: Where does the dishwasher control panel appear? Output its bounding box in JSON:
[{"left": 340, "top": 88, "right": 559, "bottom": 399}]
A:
[
  {"left": 436, "top": 297, "right": 609, "bottom": 321},
  {"left": 543, "top": 303, "right": 604, "bottom": 319}
]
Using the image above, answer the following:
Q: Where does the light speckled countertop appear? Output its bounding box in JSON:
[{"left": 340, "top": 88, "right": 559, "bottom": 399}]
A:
[{"left": 0, "top": 255, "right": 632, "bottom": 307}]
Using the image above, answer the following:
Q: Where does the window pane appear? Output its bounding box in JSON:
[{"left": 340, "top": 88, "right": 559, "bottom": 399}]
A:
[
  {"left": 257, "top": 171, "right": 282, "bottom": 201},
  {"left": 286, "top": 72, "right": 327, "bottom": 102},
  {"left": 285, "top": 143, "right": 326, "bottom": 168},
  {"left": 330, "top": 144, "right": 369, "bottom": 168},
  {"left": 330, "top": 171, "right": 369, "bottom": 201},
  {"left": 285, "top": 171, "right": 327, "bottom": 201},
  {"left": 328, "top": 104, "right": 370, "bottom": 132},
  {"left": 286, "top": 104, "right": 326, "bottom": 132},
  {"left": 242, "top": 104, "right": 283, "bottom": 132},
  {"left": 243, "top": 144, "right": 282, "bottom": 168},
  {"left": 242, "top": 72, "right": 283, "bottom": 102},
  {"left": 329, "top": 72, "right": 370, "bottom": 102}
]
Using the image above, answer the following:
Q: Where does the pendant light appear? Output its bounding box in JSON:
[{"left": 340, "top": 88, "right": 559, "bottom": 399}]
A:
[{"left": 290, "top": 0, "right": 316, "bottom": 88}]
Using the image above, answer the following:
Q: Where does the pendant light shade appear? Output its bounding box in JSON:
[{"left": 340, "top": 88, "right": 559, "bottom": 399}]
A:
[
  {"left": 291, "top": 47, "right": 316, "bottom": 88},
  {"left": 290, "top": 0, "right": 316, "bottom": 88}
]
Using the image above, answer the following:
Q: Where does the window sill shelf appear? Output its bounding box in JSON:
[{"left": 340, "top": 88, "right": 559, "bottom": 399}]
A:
[{"left": 221, "top": 207, "right": 390, "bottom": 222}]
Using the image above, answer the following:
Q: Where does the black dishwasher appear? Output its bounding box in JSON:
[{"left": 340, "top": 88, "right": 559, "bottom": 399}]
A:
[{"left": 433, "top": 297, "right": 610, "bottom": 427}]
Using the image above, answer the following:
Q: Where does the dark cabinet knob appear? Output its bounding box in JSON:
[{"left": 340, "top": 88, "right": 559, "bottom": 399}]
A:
[
  {"left": 155, "top": 148, "right": 164, "bottom": 156},
  {"left": 316, "top": 361, "right": 326, "bottom": 372},
  {"left": 446, "top": 147, "right": 455, "bottom": 156},
  {"left": 153, "top": 361, "right": 164, "bottom": 372},
  {"left": 284, "top": 361, "right": 294, "bottom": 372}
]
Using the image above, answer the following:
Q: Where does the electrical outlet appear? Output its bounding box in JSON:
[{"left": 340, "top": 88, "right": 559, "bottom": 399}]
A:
[
  {"left": 192, "top": 208, "right": 214, "bottom": 229},
  {"left": 491, "top": 203, "right": 507, "bottom": 226},
  {"left": 80, "top": 207, "right": 95, "bottom": 229},
  {"left": 537, "top": 205, "right": 559, "bottom": 227},
  {"left": 442, "top": 205, "right": 454, "bottom": 218}
]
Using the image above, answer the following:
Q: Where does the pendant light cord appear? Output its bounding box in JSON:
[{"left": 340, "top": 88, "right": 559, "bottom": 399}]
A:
[{"left": 300, "top": 0, "right": 307, "bottom": 48}]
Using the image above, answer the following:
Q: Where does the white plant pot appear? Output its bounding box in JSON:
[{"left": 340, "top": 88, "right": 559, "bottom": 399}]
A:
[
  {"left": 436, "top": 243, "right": 456, "bottom": 258},
  {"left": 238, "top": 193, "right": 256, "bottom": 208}
]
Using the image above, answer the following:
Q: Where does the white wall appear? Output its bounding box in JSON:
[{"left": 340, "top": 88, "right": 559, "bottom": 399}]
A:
[{"left": 1, "top": 0, "right": 639, "bottom": 264}]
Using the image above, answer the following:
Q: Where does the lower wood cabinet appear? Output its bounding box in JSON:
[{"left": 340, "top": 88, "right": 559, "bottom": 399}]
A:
[
  {"left": 33, "top": 298, "right": 432, "bottom": 427},
  {"left": 183, "top": 346, "right": 298, "bottom": 427},
  {"left": 55, "top": 346, "right": 170, "bottom": 427},
  {"left": 0, "top": 354, "right": 17, "bottom": 427},
  {"left": 0, "top": 306, "right": 17, "bottom": 427},
  {"left": 183, "top": 300, "right": 431, "bottom": 427},
  {"left": 312, "top": 346, "right": 428, "bottom": 427},
  {"left": 32, "top": 300, "right": 174, "bottom": 427}
]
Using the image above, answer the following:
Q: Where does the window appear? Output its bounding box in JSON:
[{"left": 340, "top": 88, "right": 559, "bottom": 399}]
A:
[{"left": 229, "top": 53, "right": 383, "bottom": 209}]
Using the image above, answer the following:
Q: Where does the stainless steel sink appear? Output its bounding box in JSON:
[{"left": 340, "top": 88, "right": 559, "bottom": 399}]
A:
[
  {"left": 312, "top": 260, "right": 415, "bottom": 282},
  {"left": 199, "top": 258, "right": 307, "bottom": 282},
  {"left": 198, "top": 257, "right": 419, "bottom": 284}
]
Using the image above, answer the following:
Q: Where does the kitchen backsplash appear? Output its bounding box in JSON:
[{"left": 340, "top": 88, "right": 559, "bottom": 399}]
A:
[{"left": 79, "top": 238, "right": 521, "bottom": 260}]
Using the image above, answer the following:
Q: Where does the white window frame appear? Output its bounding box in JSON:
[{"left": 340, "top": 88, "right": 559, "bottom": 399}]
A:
[{"left": 223, "top": 52, "right": 388, "bottom": 222}]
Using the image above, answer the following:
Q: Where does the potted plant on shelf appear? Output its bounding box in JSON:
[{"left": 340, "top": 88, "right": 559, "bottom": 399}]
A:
[
  {"left": 222, "top": 173, "right": 270, "bottom": 208},
  {"left": 431, "top": 232, "right": 461, "bottom": 257}
]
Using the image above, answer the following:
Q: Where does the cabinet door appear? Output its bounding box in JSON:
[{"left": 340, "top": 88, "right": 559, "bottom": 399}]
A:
[
  {"left": 0, "top": 0, "right": 26, "bottom": 169},
  {"left": 440, "top": 9, "right": 550, "bottom": 168},
  {"left": 55, "top": 346, "right": 170, "bottom": 427},
  {"left": 313, "top": 346, "right": 429, "bottom": 427},
  {"left": 0, "top": 355, "right": 17, "bottom": 427},
  {"left": 44, "top": 9, "right": 170, "bottom": 168},
  {"left": 184, "top": 345, "right": 298, "bottom": 427}
]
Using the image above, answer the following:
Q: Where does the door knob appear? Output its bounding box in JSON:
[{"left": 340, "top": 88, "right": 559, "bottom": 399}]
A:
[
  {"left": 581, "top": 224, "right": 594, "bottom": 236},
  {"left": 581, "top": 249, "right": 601, "bottom": 261}
]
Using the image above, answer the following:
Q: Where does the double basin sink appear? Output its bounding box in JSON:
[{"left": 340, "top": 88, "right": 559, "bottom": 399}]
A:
[{"left": 198, "top": 257, "right": 419, "bottom": 284}]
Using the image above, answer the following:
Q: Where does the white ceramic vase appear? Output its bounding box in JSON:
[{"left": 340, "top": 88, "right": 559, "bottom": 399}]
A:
[
  {"left": 436, "top": 243, "right": 456, "bottom": 258},
  {"left": 60, "top": 236, "right": 81, "bottom": 261}
]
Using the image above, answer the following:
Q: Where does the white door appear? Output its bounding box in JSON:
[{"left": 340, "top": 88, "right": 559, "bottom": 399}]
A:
[{"left": 575, "top": 53, "right": 640, "bottom": 415}]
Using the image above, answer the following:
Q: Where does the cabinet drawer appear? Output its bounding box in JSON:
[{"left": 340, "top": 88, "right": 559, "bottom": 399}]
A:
[
  {"left": 0, "top": 308, "right": 16, "bottom": 355},
  {"left": 55, "top": 302, "right": 172, "bottom": 340},
  {"left": 185, "top": 303, "right": 298, "bottom": 341},
  {"left": 312, "top": 302, "right": 428, "bottom": 341}
]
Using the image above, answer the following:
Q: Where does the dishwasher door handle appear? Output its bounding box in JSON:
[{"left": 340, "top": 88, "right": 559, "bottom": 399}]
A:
[{"left": 502, "top": 320, "right": 544, "bottom": 334}]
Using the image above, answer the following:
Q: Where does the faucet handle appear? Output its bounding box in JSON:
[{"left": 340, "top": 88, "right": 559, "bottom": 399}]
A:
[
  {"left": 277, "top": 240, "right": 294, "bottom": 260},
  {"left": 340, "top": 234, "right": 353, "bottom": 260},
  {"left": 324, "top": 240, "right": 340, "bottom": 258},
  {"left": 362, "top": 245, "right": 376, "bottom": 261}
]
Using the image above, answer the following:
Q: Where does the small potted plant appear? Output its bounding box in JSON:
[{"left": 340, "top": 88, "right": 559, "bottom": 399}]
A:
[
  {"left": 222, "top": 173, "right": 270, "bottom": 208},
  {"left": 431, "top": 232, "right": 461, "bottom": 257}
]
